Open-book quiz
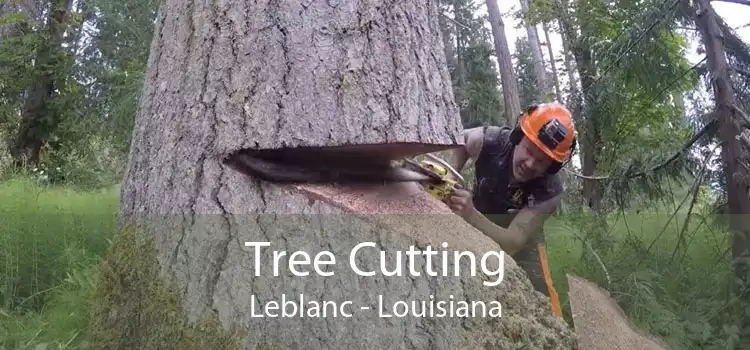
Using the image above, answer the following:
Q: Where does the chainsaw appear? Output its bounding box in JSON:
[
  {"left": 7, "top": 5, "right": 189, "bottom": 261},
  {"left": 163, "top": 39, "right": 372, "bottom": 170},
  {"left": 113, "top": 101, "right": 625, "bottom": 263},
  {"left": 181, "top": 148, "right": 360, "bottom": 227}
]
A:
[
  {"left": 223, "top": 148, "right": 466, "bottom": 202},
  {"left": 399, "top": 153, "right": 466, "bottom": 201}
]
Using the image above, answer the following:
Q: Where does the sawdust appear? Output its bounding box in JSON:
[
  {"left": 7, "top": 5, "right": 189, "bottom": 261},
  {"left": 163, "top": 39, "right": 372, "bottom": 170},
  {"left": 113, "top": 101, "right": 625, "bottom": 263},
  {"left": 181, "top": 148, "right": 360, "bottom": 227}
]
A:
[
  {"left": 567, "top": 274, "right": 671, "bottom": 350},
  {"left": 284, "top": 182, "right": 578, "bottom": 349},
  {"left": 292, "top": 181, "right": 452, "bottom": 215},
  {"left": 292, "top": 182, "right": 673, "bottom": 350},
  {"left": 291, "top": 182, "right": 499, "bottom": 253}
]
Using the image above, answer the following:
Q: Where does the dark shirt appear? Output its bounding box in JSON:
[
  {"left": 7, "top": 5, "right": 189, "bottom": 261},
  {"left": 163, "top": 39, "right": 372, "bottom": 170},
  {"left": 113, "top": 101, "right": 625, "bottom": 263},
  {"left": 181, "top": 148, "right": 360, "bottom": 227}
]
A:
[
  {"left": 471, "top": 126, "right": 564, "bottom": 249},
  {"left": 470, "top": 125, "right": 564, "bottom": 296}
]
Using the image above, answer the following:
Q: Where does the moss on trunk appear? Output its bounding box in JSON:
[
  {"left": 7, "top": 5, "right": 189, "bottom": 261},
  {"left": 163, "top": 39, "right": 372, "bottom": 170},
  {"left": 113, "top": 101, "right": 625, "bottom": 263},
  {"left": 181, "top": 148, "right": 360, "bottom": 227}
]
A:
[{"left": 85, "top": 228, "right": 245, "bottom": 350}]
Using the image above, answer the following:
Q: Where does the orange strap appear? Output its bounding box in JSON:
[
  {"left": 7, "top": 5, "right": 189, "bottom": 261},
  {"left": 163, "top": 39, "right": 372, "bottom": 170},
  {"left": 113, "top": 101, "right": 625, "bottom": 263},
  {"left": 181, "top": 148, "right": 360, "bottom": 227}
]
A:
[{"left": 537, "top": 243, "right": 563, "bottom": 318}]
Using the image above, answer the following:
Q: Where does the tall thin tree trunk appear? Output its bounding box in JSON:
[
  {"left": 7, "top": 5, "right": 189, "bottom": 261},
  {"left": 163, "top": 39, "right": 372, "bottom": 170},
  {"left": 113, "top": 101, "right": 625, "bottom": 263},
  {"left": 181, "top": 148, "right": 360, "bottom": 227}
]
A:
[
  {"left": 556, "top": 0, "right": 577, "bottom": 102},
  {"left": 438, "top": 4, "right": 456, "bottom": 72},
  {"left": 673, "top": 92, "right": 688, "bottom": 127},
  {"left": 559, "top": 25, "right": 578, "bottom": 102},
  {"left": 519, "top": 0, "right": 549, "bottom": 101},
  {"left": 694, "top": 0, "right": 750, "bottom": 306},
  {"left": 556, "top": 0, "right": 602, "bottom": 212},
  {"left": 485, "top": 0, "right": 521, "bottom": 125},
  {"left": 542, "top": 22, "right": 562, "bottom": 102},
  {"left": 454, "top": 0, "right": 465, "bottom": 106}
]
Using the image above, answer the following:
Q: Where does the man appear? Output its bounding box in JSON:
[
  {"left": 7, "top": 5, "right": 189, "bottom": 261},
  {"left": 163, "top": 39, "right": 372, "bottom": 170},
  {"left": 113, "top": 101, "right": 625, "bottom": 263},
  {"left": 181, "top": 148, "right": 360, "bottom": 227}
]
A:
[{"left": 444, "top": 103, "right": 577, "bottom": 319}]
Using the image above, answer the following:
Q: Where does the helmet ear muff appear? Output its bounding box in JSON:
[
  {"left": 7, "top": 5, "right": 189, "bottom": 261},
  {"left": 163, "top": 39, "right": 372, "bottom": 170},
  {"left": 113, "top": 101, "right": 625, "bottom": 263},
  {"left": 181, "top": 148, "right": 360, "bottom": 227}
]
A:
[
  {"left": 547, "top": 135, "right": 577, "bottom": 174},
  {"left": 510, "top": 126, "right": 523, "bottom": 145}
]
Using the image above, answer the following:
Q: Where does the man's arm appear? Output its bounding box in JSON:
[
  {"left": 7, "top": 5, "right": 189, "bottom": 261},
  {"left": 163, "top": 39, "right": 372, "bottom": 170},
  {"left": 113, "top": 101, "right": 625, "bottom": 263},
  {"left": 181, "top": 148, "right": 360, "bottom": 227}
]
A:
[
  {"left": 506, "top": 194, "right": 562, "bottom": 246},
  {"left": 503, "top": 176, "right": 565, "bottom": 252},
  {"left": 447, "top": 127, "right": 484, "bottom": 172},
  {"left": 461, "top": 177, "right": 564, "bottom": 255},
  {"left": 461, "top": 208, "right": 522, "bottom": 254}
]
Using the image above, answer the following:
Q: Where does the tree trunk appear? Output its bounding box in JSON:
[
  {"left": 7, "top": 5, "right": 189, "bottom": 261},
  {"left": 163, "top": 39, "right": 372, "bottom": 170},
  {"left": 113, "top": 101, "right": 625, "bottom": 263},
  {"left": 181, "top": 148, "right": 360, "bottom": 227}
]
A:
[
  {"left": 519, "top": 0, "right": 550, "bottom": 101},
  {"left": 574, "top": 52, "right": 603, "bottom": 212},
  {"left": 542, "top": 22, "right": 562, "bottom": 102},
  {"left": 558, "top": 19, "right": 578, "bottom": 103},
  {"left": 99, "top": 1, "right": 577, "bottom": 349},
  {"left": 672, "top": 92, "right": 688, "bottom": 127},
  {"left": 438, "top": 2, "right": 456, "bottom": 72},
  {"left": 694, "top": 0, "right": 750, "bottom": 304},
  {"left": 485, "top": 0, "right": 521, "bottom": 125},
  {"left": 10, "top": 0, "right": 71, "bottom": 167},
  {"left": 556, "top": 2, "right": 602, "bottom": 211}
]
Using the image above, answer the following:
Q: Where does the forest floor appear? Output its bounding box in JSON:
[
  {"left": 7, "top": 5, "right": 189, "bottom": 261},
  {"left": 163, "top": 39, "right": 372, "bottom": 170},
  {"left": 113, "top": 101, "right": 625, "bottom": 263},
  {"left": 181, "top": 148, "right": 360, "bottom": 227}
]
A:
[{"left": 0, "top": 176, "right": 739, "bottom": 350}]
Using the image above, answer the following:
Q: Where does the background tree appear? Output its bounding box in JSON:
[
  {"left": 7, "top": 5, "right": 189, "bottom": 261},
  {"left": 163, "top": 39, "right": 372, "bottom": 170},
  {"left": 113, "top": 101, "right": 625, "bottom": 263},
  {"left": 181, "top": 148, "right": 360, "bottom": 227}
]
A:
[
  {"left": 514, "top": 36, "right": 542, "bottom": 108},
  {"left": 485, "top": 0, "right": 522, "bottom": 124},
  {"left": 441, "top": 0, "right": 504, "bottom": 127},
  {"left": 517, "top": 0, "right": 551, "bottom": 101}
]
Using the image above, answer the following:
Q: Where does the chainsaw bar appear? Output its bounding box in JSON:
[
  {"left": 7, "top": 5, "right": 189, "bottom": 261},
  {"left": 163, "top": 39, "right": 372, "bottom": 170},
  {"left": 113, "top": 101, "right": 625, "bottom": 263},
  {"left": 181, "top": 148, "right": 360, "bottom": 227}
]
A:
[
  {"left": 401, "top": 158, "right": 443, "bottom": 181},
  {"left": 223, "top": 151, "right": 434, "bottom": 184},
  {"left": 401, "top": 156, "right": 466, "bottom": 189}
]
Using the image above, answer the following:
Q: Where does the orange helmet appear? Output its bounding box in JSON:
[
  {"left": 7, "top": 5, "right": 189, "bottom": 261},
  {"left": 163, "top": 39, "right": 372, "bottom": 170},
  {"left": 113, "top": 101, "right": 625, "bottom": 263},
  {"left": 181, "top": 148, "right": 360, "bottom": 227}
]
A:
[{"left": 518, "top": 103, "right": 576, "bottom": 163}]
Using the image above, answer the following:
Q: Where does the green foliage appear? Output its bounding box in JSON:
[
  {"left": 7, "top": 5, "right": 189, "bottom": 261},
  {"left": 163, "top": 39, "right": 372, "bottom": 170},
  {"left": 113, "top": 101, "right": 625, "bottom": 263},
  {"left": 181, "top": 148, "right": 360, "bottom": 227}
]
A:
[
  {"left": 548, "top": 201, "right": 748, "bottom": 350},
  {"left": 0, "top": 20, "right": 39, "bottom": 128},
  {"left": 441, "top": 0, "right": 504, "bottom": 127},
  {"left": 0, "top": 0, "right": 159, "bottom": 185},
  {"left": 80, "top": 0, "right": 160, "bottom": 155},
  {"left": 0, "top": 177, "right": 117, "bottom": 313},
  {"left": 531, "top": 0, "right": 704, "bottom": 213},
  {"left": 459, "top": 42, "right": 504, "bottom": 127},
  {"left": 0, "top": 178, "right": 243, "bottom": 349},
  {"left": 0, "top": 177, "right": 117, "bottom": 349},
  {"left": 1, "top": 248, "right": 99, "bottom": 349}
]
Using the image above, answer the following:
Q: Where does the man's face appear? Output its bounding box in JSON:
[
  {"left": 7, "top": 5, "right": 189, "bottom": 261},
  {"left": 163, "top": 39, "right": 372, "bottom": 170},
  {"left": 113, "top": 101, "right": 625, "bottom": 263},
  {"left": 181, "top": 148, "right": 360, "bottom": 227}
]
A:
[{"left": 511, "top": 136, "right": 555, "bottom": 182}]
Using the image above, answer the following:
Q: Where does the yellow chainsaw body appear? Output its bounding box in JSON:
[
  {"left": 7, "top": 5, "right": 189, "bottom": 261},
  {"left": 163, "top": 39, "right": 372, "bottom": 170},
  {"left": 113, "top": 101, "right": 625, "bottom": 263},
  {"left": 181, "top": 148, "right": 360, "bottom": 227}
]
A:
[{"left": 417, "top": 159, "right": 460, "bottom": 201}]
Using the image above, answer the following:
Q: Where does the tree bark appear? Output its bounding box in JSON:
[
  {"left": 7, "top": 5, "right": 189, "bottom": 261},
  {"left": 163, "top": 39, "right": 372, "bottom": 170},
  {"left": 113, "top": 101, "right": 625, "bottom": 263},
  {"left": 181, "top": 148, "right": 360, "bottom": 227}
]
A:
[
  {"left": 485, "top": 0, "right": 521, "bottom": 125},
  {"left": 694, "top": 0, "right": 750, "bottom": 303},
  {"left": 110, "top": 0, "right": 576, "bottom": 348}
]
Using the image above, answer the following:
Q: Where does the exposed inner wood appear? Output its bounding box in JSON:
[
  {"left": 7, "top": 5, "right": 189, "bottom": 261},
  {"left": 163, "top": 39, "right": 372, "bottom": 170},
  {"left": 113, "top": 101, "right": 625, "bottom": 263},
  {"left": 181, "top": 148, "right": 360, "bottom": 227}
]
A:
[{"left": 222, "top": 143, "right": 459, "bottom": 184}]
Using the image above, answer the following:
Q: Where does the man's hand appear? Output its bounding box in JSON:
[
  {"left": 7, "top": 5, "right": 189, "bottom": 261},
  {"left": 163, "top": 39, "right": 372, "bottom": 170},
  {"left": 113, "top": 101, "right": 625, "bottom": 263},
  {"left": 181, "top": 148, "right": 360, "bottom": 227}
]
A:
[{"left": 445, "top": 188, "right": 474, "bottom": 218}]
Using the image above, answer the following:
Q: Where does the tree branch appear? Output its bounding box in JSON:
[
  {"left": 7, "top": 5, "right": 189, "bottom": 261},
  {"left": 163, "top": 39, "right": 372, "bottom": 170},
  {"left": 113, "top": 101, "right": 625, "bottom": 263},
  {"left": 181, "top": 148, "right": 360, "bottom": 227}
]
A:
[
  {"left": 567, "top": 119, "right": 718, "bottom": 181},
  {"left": 440, "top": 12, "right": 471, "bottom": 30}
]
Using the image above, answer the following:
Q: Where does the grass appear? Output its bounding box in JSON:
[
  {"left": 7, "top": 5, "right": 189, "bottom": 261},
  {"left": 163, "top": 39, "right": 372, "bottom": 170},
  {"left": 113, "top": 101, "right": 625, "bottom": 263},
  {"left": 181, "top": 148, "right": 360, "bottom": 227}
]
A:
[
  {"left": 0, "top": 177, "right": 118, "bottom": 349},
  {"left": 0, "top": 176, "right": 744, "bottom": 349},
  {"left": 545, "top": 206, "right": 743, "bottom": 350}
]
